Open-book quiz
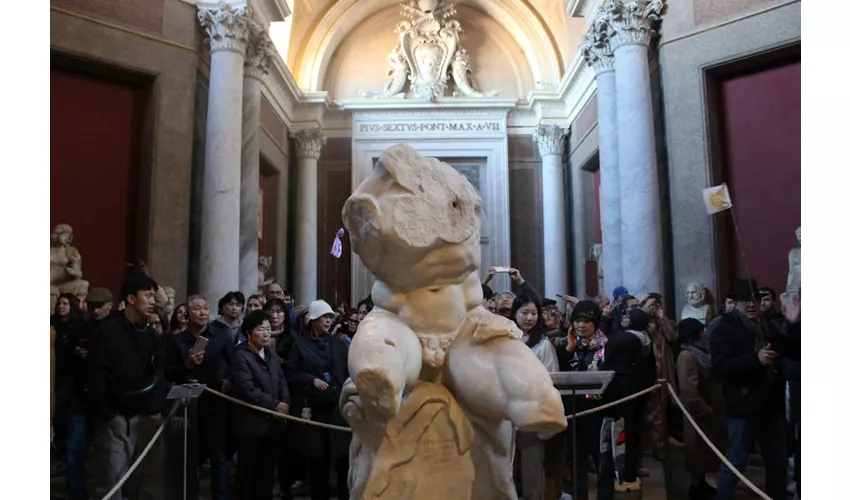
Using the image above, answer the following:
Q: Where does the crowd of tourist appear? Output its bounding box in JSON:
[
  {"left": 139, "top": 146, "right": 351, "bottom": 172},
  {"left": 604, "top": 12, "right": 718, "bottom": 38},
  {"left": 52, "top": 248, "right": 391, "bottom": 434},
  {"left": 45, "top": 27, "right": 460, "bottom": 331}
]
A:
[{"left": 50, "top": 262, "right": 800, "bottom": 500}]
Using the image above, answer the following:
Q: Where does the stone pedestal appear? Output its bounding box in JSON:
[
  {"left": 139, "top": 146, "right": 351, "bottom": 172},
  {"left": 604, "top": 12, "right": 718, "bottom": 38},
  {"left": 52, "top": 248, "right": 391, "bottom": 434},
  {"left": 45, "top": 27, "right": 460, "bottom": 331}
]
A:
[
  {"left": 610, "top": 0, "right": 665, "bottom": 295},
  {"left": 197, "top": 4, "right": 250, "bottom": 303},
  {"left": 582, "top": 19, "right": 622, "bottom": 296},
  {"left": 293, "top": 129, "right": 325, "bottom": 306},
  {"left": 534, "top": 125, "right": 569, "bottom": 299},
  {"left": 239, "top": 22, "right": 274, "bottom": 296}
]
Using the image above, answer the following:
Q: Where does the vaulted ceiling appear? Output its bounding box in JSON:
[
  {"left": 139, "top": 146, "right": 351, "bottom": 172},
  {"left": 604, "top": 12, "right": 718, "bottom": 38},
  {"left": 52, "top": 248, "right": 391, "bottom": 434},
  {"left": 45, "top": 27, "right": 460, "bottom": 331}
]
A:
[{"left": 286, "top": 0, "right": 589, "bottom": 94}]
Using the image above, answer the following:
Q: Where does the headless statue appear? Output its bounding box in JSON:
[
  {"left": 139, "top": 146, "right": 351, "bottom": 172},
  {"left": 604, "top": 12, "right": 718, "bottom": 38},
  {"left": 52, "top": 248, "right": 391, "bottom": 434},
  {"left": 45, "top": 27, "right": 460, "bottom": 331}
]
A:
[
  {"left": 50, "top": 224, "right": 90, "bottom": 314},
  {"left": 340, "top": 144, "right": 567, "bottom": 500}
]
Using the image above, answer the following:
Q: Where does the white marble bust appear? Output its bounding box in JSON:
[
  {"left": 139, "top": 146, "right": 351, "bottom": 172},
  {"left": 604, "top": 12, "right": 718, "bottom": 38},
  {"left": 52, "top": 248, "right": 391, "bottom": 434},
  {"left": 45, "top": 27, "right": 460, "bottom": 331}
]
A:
[{"left": 680, "top": 282, "right": 713, "bottom": 325}]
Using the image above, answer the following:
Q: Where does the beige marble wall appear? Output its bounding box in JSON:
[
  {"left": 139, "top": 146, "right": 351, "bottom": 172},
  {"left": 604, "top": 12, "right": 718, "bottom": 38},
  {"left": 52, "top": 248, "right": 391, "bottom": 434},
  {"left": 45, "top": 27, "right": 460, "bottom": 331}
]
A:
[{"left": 51, "top": 0, "right": 202, "bottom": 301}]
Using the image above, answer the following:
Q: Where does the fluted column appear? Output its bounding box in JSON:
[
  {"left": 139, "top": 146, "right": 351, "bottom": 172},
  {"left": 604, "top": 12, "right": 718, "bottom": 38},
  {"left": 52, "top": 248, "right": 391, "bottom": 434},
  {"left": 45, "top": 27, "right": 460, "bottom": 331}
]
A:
[
  {"left": 534, "top": 125, "right": 570, "bottom": 299},
  {"left": 197, "top": 3, "right": 250, "bottom": 303},
  {"left": 609, "top": 0, "right": 665, "bottom": 295},
  {"left": 239, "top": 21, "right": 274, "bottom": 296},
  {"left": 293, "top": 130, "right": 326, "bottom": 306},
  {"left": 581, "top": 13, "right": 623, "bottom": 296}
]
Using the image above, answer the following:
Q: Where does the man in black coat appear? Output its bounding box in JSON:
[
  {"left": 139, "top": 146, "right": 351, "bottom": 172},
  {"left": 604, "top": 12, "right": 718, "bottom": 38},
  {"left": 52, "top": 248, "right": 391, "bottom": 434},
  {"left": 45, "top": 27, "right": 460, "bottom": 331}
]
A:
[
  {"left": 163, "top": 295, "right": 234, "bottom": 500},
  {"left": 710, "top": 278, "right": 789, "bottom": 500},
  {"left": 89, "top": 275, "right": 167, "bottom": 500}
]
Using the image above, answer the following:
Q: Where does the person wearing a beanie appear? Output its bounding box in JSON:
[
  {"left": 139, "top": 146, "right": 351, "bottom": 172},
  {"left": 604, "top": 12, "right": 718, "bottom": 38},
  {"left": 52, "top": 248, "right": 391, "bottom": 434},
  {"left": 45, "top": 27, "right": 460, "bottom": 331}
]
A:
[
  {"left": 558, "top": 300, "right": 619, "bottom": 500},
  {"left": 676, "top": 318, "right": 724, "bottom": 499}
]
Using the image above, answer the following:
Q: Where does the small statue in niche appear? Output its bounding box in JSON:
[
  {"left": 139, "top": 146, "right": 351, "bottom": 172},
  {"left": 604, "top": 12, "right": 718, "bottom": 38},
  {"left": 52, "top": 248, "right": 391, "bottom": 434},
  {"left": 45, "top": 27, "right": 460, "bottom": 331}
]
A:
[
  {"left": 258, "top": 256, "right": 273, "bottom": 289},
  {"left": 162, "top": 286, "right": 176, "bottom": 321},
  {"left": 341, "top": 144, "right": 566, "bottom": 500},
  {"left": 50, "top": 224, "right": 90, "bottom": 313},
  {"left": 680, "top": 282, "right": 713, "bottom": 325},
  {"left": 589, "top": 243, "right": 604, "bottom": 297},
  {"left": 780, "top": 227, "right": 801, "bottom": 313}
]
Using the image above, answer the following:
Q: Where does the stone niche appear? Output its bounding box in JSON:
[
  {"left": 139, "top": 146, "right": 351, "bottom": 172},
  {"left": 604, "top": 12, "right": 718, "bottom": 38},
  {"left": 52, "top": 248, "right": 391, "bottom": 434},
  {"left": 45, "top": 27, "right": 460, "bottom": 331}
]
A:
[{"left": 340, "top": 99, "right": 517, "bottom": 300}]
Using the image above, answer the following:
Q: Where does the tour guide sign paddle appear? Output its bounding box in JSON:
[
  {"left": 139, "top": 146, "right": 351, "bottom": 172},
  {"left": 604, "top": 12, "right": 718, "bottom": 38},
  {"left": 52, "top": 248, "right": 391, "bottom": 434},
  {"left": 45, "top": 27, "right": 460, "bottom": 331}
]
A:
[
  {"left": 702, "top": 183, "right": 762, "bottom": 323},
  {"left": 330, "top": 228, "right": 344, "bottom": 308}
]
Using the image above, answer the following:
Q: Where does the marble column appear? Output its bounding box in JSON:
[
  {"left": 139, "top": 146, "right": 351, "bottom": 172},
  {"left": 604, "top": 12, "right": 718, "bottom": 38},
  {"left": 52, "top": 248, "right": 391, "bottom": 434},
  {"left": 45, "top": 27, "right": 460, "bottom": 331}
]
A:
[
  {"left": 609, "top": 0, "right": 665, "bottom": 295},
  {"left": 582, "top": 17, "right": 622, "bottom": 296},
  {"left": 197, "top": 3, "right": 250, "bottom": 303},
  {"left": 239, "top": 22, "right": 274, "bottom": 296},
  {"left": 293, "top": 129, "right": 326, "bottom": 306},
  {"left": 534, "top": 125, "right": 570, "bottom": 300}
]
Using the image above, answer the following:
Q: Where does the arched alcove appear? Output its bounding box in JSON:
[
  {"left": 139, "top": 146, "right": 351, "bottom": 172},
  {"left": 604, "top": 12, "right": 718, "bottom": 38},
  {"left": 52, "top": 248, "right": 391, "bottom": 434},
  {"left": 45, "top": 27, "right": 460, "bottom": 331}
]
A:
[{"left": 322, "top": 4, "right": 535, "bottom": 100}]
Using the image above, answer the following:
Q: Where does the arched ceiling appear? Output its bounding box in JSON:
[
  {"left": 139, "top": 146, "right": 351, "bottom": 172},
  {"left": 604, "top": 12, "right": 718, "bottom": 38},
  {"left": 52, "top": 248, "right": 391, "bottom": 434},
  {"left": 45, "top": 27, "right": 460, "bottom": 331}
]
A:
[{"left": 290, "top": 0, "right": 575, "bottom": 94}]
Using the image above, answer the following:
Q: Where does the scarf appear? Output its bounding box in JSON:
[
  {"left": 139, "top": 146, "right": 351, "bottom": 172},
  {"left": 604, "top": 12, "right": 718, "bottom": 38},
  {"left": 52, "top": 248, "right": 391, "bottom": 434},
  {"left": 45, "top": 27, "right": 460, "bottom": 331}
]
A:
[
  {"left": 570, "top": 330, "right": 608, "bottom": 399},
  {"left": 682, "top": 343, "right": 711, "bottom": 371}
]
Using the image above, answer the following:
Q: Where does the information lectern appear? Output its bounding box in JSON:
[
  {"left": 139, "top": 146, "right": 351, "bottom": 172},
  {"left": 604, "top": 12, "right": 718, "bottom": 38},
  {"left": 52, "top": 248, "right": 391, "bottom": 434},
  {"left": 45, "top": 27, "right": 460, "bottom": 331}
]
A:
[{"left": 550, "top": 371, "right": 615, "bottom": 500}]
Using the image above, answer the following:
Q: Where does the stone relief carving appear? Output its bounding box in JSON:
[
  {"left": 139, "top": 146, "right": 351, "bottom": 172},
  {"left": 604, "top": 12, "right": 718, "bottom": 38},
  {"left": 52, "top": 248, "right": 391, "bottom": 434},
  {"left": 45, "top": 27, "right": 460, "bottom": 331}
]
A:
[
  {"left": 341, "top": 144, "right": 566, "bottom": 499},
  {"left": 50, "top": 224, "right": 90, "bottom": 314},
  {"left": 258, "top": 255, "right": 274, "bottom": 288},
  {"left": 293, "top": 129, "right": 326, "bottom": 159},
  {"left": 243, "top": 18, "right": 275, "bottom": 78},
  {"left": 604, "top": 0, "right": 665, "bottom": 49},
  {"left": 534, "top": 125, "right": 569, "bottom": 156},
  {"left": 368, "top": 1, "right": 500, "bottom": 100},
  {"left": 681, "top": 282, "right": 713, "bottom": 325}
]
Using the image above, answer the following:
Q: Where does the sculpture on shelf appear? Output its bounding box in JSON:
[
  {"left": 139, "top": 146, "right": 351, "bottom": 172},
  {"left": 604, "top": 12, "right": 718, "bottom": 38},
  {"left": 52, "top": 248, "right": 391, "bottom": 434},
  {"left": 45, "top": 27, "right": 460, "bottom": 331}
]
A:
[
  {"left": 258, "top": 255, "right": 274, "bottom": 288},
  {"left": 370, "top": 0, "right": 499, "bottom": 100},
  {"left": 780, "top": 227, "right": 801, "bottom": 312},
  {"left": 50, "top": 224, "right": 90, "bottom": 314},
  {"left": 341, "top": 144, "right": 566, "bottom": 500},
  {"left": 786, "top": 226, "right": 801, "bottom": 294},
  {"left": 681, "top": 282, "right": 713, "bottom": 325},
  {"left": 162, "top": 286, "right": 176, "bottom": 320},
  {"left": 589, "top": 243, "right": 604, "bottom": 297}
]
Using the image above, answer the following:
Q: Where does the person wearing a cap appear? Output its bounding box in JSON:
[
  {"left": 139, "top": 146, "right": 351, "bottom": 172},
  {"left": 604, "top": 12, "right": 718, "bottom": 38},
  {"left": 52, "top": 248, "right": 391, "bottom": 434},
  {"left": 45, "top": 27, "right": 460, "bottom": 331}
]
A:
[
  {"left": 285, "top": 300, "right": 351, "bottom": 500},
  {"left": 709, "top": 278, "right": 790, "bottom": 500},
  {"left": 676, "top": 317, "right": 725, "bottom": 499}
]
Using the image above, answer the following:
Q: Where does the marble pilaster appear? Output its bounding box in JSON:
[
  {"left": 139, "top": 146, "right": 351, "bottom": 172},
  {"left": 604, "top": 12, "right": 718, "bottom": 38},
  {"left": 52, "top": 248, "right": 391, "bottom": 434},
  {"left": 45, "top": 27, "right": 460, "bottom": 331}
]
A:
[
  {"left": 239, "top": 21, "right": 275, "bottom": 296},
  {"left": 609, "top": 0, "right": 665, "bottom": 295},
  {"left": 582, "top": 15, "right": 623, "bottom": 296},
  {"left": 198, "top": 3, "right": 250, "bottom": 303},
  {"left": 293, "top": 129, "right": 326, "bottom": 306},
  {"left": 534, "top": 125, "right": 570, "bottom": 300}
]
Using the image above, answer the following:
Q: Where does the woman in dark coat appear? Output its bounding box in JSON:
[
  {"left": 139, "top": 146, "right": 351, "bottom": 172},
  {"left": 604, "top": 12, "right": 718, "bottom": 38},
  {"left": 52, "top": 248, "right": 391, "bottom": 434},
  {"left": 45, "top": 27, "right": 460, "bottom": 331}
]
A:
[
  {"left": 676, "top": 318, "right": 725, "bottom": 499},
  {"left": 285, "top": 300, "right": 351, "bottom": 500},
  {"left": 229, "top": 311, "right": 291, "bottom": 500}
]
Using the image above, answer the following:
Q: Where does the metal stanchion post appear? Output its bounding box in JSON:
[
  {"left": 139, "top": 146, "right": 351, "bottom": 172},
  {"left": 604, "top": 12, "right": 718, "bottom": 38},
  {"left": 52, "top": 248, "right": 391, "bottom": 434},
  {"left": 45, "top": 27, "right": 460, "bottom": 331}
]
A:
[
  {"left": 661, "top": 384, "right": 674, "bottom": 500},
  {"left": 571, "top": 389, "right": 578, "bottom": 500},
  {"left": 167, "top": 383, "right": 206, "bottom": 500}
]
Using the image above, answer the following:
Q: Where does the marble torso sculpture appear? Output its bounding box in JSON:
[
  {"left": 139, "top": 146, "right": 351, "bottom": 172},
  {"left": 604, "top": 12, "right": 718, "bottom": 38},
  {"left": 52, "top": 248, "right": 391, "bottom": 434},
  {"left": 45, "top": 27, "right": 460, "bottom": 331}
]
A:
[
  {"left": 786, "top": 227, "right": 801, "bottom": 294},
  {"left": 258, "top": 256, "right": 273, "bottom": 288},
  {"left": 377, "top": 0, "right": 499, "bottom": 100},
  {"left": 681, "top": 282, "right": 712, "bottom": 325},
  {"left": 340, "top": 144, "right": 567, "bottom": 500},
  {"left": 50, "top": 224, "right": 90, "bottom": 313}
]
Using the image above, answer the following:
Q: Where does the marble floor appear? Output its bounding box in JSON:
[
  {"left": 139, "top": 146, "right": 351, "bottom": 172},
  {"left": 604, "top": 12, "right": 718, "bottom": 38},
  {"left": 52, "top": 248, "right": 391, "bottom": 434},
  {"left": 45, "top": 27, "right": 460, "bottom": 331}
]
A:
[{"left": 50, "top": 446, "right": 778, "bottom": 500}]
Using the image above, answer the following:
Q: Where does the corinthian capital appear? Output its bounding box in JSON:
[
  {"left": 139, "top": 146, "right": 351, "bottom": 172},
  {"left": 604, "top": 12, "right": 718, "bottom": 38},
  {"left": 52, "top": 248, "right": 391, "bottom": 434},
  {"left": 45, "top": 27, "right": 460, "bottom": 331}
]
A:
[
  {"left": 606, "top": 0, "right": 665, "bottom": 50},
  {"left": 244, "top": 20, "right": 275, "bottom": 79},
  {"left": 294, "top": 129, "right": 326, "bottom": 160},
  {"left": 534, "top": 125, "right": 569, "bottom": 157},
  {"left": 197, "top": 2, "right": 251, "bottom": 54},
  {"left": 580, "top": 14, "right": 615, "bottom": 74}
]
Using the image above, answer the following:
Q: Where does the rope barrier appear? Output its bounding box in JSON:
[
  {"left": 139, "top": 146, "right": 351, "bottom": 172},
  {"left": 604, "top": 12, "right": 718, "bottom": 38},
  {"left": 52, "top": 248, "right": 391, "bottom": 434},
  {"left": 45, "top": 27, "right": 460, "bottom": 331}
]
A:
[
  {"left": 98, "top": 403, "right": 180, "bottom": 500},
  {"left": 203, "top": 387, "right": 354, "bottom": 433},
  {"left": 566, "top": 383, "right": 663, "bottom": 420},
  {"left": 97, "top": 380, "right": 773, "bottom": 500},
  {"left": 665, "top": 383, "right": 772, "bottom": 500}
]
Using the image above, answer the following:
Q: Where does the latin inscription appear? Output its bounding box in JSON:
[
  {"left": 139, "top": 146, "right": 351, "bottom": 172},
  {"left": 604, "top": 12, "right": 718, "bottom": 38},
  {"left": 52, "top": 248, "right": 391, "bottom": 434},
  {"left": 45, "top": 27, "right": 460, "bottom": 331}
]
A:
[{"left": 359, "top": 122, "right": 502, "bottom": 133}]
